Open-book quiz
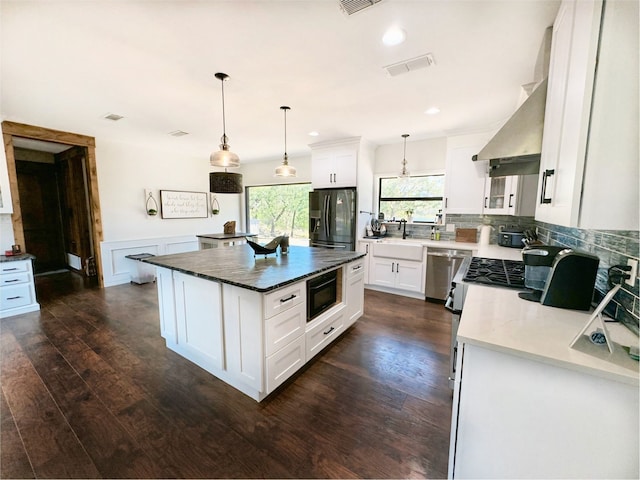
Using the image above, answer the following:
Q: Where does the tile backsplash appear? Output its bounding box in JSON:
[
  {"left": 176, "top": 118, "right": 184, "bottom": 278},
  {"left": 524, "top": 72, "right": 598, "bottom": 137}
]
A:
[
  {"left": 536, "top": 222, "right": 639, "bottom": 334},
  {"left": 379, "top": 214, "right": 640, "bottom": 334}
]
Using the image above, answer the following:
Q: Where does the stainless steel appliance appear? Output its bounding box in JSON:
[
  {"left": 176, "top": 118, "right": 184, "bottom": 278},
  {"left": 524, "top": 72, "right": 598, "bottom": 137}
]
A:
[
  {"left": 426, "top": 248, "right": 471, "bottom": 302},
  {"left": 445, "top": 256, "right": 525, "bottom": 387},
  {"left": 307, "top": 269, "right": 338, "bottom": 321},
  {"left": 309, "top": 188, "right": 357, "bottom": 250},
  {"left": 519, "top": 248, "right": 599, "bottom": 310}
]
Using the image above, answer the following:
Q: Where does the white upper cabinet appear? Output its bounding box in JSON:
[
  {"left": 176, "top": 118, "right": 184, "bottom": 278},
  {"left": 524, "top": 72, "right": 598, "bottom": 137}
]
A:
[
  {"left": 443, "top": 134, "right": 492, "bottom": 215},
  {"left": 311, "top": 139, "right": 358, "bottom": 189},
  {"left": 0, "top": 146, "right": 13, "bottom": 214},
  {"left": 483, "top": 174, "right": 537, "bottom": 216},
  {"left": 536, "top": 0, "right": 638, "bottom": 229}
]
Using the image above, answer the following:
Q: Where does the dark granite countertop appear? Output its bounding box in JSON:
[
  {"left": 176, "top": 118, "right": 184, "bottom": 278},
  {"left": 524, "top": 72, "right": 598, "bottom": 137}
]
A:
[
  {"left": 0, "top": 253, "right": 36, "bottom": 263},
  {"left": 142, "top": 245, "right": 365, "bottom": 292},
  {"left": 197, "top": 232, "right": 256, "bottom": 239}
]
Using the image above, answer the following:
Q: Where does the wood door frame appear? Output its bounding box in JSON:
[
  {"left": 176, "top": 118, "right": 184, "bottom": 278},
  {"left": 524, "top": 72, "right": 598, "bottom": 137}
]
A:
[{"left": 2, "top": 121, "right": 104, "bottom": 287}]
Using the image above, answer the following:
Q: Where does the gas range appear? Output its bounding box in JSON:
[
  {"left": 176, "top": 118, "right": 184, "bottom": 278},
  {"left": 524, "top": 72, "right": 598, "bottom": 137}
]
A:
[{"left": 462, "top": 256, "right": 525, "bottom": 289}]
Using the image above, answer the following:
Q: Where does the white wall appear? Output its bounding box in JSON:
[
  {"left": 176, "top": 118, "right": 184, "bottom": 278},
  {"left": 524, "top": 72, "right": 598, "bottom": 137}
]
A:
[
  {"left": 95, "top": 138, "right": 242, "bottom": 241},
  {"left": 374, "top": 136, "right": 447, "bottom": 175}
]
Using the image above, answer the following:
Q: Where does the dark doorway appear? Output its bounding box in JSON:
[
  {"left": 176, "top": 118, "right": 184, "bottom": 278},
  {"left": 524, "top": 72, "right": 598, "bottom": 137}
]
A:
[{"left": 16, "top": 157, "right": 67, "bottom": 274}]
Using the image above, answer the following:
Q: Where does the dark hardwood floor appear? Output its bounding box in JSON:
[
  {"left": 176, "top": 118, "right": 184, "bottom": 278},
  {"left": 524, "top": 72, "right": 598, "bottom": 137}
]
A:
[{"left": 1, "top": 272, "right": 453, "bottom": 479}]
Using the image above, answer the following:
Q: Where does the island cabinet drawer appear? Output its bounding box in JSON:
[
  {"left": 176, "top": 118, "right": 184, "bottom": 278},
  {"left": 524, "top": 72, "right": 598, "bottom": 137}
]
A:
[
  {"left": 0, "top": 272, "right": 30, "bottom": 286},
  {"left": 306, "top": 306, "right": 345, "bottom": 361},
  {"left": 1, "top": 284, "right": 34, "bottom": 310},
  {"left": 347, "top": 260, "right": 364, "bottom": 278},
  {"left": 265, "top": 302, "right": 306, "bottom": 357},
  {"left": 266, "top": 334, "right": 305, "bottom": 393},
  {"left": 263, "top": 281, "right": 305, "bottom": 320},
  {"left": 1, "top": 261, "right": 29, "bottom": 275}
]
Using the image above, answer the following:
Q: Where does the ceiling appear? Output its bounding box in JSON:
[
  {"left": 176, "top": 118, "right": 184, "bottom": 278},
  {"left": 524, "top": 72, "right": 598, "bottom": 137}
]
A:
[{"left": 1, "top": 0, "right": 560, "bottom": 163}]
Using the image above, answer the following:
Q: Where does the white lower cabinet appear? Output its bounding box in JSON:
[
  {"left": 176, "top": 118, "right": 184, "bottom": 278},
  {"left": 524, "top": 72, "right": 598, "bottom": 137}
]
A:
[
  {"left": 345, "top": 260, "right": 364, "bottom": 328},
  {"left": 0, "top": 258, "right": 40, "bottom": 318},
  {"left": 306, "top": 306, "right": 345, "bottom": 361},
  {"left": 449, "top": 343, "right": 639, "bottom": 479},
  {"left": 155, "top": 261, "right": 365, "bottom": 402},
  {"left": 370, "top": 257, "right": 424, "bottom": 293},
  {"left": 173, "top": 271, "right": 225, "bottom": 372}
]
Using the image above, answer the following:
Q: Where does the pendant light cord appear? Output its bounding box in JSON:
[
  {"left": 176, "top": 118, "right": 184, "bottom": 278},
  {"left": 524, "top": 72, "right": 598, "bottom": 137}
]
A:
[
  {"left": 221, "top": 77, "right": 227, "bottom": 141},
  {"left": 281, "top": 106, "right": 290, "bottom": 161}
]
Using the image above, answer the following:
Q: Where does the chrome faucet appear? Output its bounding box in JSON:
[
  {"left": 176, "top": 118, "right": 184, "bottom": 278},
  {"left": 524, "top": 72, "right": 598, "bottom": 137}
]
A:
[{"left": 398, "top": 219, "right": 408, "bottom": 239}]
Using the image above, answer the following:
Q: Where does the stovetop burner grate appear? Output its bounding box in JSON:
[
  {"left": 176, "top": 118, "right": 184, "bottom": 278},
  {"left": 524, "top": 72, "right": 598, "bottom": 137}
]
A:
[{"left": 463, "top": 257, "right": 525, "bottom": 288}]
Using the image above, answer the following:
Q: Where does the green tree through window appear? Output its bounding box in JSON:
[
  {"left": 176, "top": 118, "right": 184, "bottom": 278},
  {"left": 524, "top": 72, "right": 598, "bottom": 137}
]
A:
[
  {"left": 379, "top": 175, "right": 445, "bottom": 222},
  {"left": 246, "top": 183, "right": 313, "bottom": 245}
]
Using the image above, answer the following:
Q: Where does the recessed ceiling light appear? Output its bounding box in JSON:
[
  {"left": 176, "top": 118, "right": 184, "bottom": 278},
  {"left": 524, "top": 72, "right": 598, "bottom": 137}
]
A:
[
  {"left": 103, "top": 113, "right": 124, "bottom": 121},
  {"left": 382, "top": 27, "right": 406, "bottom": 46},
  {"left": 425, "top": 107, "right": 441, "bottom": 115},
  {"left": 168, "top": 130, "right": 189, "bottom": 137},
  {"left": 309, "top": 131, "right": 320, "bottom": 137}
]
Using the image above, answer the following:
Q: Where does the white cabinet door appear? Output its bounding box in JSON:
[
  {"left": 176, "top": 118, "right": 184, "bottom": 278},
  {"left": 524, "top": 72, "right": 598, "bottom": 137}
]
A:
[
  {"left": 173, "top": 271, "right": 224, "bottom": 372},
  {"left": 370, "top": 257, "right": 396, "bottom": 288},
  {"left": 443, "top": 145, "right": 487, "bottom": 214},
  {"left": 311, "top": 144, "right": 357, "bottom": 188},
  {"left": 156, "top": 266, "right": 176, "bottom": 340},
  {"left": 483, "top": 174, "right": 537, "bottom": 216},
  {"left": 345, "top": 261, "right": 364, "bottom": 328},
  {"left": 370, "top": 257, "right": 424, "bottom": 293},
  {"left": 395, "top": 260, "right": 423, "bottom": 293},
  {"left": 535, "top": 0, "right": 602, "bottom": 226},
  {"left": 0, "top": 146, "right": 13, "bottom": 214}
]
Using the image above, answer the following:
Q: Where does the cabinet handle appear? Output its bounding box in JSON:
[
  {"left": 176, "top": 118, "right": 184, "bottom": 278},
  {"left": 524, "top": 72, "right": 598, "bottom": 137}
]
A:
[
  {"left": 280, "top": 294, "right": 296, "bottom": 303},
  {"left": 352, "top": 265, "right": 362, "bottom": 271},
  {"left": 2, "top": 268, "right": 18, "bottom": 272},
  {"left": 396, "top": 263, "right": 400, "bottom": 272},
  {"left": 329, "top": 173, "right": 332, "bottom": 183},
  {"left": 7, "top": 296, "right": 22, "bottom": 300},
  {"left": 484, "top": 197, "right": 488, "bottom": 209},
  {"left": 365, "top": 244, "right": 369, "bottom": 254},
  {"left": 4, "top": 279, "right": 20, "bottom": 283},
  {"left": 323, "top": 326, "right": 335, "bottom": 335},
  {"left": 445, "top": 197, "right": 448, "bottom": 208},
  {"left": 508, "top": 193, "right": 514, "bottom": 208},
  {"left": 540, "top": 169, "right": 555, "bottom": 204},
  {"left": 391, "top": 263, "right": 395, "bottom": 273}
]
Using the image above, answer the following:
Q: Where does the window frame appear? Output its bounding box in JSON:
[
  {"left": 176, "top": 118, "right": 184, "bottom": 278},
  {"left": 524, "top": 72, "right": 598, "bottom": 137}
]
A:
[{"left": 377, "top": 174, "right": 445, "bottom": 222}]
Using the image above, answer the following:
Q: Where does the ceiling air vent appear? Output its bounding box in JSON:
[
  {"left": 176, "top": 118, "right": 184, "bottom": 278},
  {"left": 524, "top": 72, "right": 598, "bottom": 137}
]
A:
[
  {"left": 339, "top": 0, "right": 383, "bottom": 16},
  {"left": 168, "top": 130, "right": 189, "bottom": 137},
  {"left": 383, "top": 53, "right": 436, "bottom": 77},
  {"left": 103, "top": 113, "right": 124, "bottom": 121}
]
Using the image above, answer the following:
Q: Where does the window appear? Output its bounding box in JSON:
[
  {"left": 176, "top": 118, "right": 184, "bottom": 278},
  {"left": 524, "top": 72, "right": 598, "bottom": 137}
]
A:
[
  {"left": 378, "top": 175, "right": 445, "bottom": 222},
  {"left": 246, "top": 183, "right": 313, "bottom": 245}
]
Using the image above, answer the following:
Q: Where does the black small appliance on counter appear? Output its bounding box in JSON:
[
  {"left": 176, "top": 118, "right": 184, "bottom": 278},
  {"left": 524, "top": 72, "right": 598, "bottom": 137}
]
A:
[
  {"left": 498, "top": 229, "right": 526, "bottom": 248},
  {"left": 519, "top": 246, "right": 599, "bottom": 310}
]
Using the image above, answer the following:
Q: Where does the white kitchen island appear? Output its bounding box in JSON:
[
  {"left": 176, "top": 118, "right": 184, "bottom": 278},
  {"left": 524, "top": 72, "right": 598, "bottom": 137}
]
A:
[
  {"left": 448, "top": 283, "right": 639, "bottom": 479},
  {"left": 143, "top": 245, "right": 365, "bottom": 402}
]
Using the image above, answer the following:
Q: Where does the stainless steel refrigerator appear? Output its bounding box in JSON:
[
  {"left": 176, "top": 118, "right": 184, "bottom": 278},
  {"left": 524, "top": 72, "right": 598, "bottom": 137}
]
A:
[{"left": 309, "top": 188, "right": 356, "bottom": 251}]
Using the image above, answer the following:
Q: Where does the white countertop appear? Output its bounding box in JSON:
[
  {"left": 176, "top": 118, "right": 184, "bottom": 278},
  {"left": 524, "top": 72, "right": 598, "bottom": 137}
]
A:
[
  {"left": 459, "top": 284, "right": 640, "bottom": 386},
  {"left": 359, "top": 237, "right": 524, "bottom": 260}
]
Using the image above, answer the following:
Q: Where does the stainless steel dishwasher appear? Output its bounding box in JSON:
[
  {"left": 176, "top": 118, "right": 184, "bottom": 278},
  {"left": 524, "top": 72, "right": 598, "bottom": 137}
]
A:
[{"left": 425, "top": 247, "right": 472, "bottom": 302}]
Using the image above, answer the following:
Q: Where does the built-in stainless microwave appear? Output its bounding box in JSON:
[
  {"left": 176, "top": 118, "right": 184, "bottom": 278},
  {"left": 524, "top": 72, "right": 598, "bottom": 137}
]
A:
[{"left": 307, "top": 269, "right": 338, "bottom": 321}]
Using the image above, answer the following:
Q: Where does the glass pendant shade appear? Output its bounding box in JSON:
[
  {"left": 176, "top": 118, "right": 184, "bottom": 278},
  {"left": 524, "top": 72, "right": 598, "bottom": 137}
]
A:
[
  {"left": 210, "top": 136, "right": 240, "bottom": 167},
  {"left": 275, "top": 155, "right": 297, "bottom": 177},
  {"left": 274, "top": 105, "right": 296, "bottom": 177},
  {"left": 398, "top": 133, "right": 410, "bottom": 178},
  {"left": 210, "top": 171, "right": 243, "bottom": 194}
]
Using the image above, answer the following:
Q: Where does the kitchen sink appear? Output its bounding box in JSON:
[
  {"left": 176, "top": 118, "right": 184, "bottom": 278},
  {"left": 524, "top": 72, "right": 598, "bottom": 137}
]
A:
[{"left": 372, "top": 242, "right": 424, "bottom": 261}]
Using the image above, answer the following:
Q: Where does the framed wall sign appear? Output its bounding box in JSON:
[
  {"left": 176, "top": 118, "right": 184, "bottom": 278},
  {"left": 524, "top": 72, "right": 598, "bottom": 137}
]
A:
[{"left": 160, "top": 190, "right": 208, "bottom": 219}]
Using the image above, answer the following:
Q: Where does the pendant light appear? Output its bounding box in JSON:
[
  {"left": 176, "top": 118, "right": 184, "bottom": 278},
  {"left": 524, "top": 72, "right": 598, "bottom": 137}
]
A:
[
  {"left": 275, "top": 106, "right": 297, "bottom": 177},
  {"left": 398, "top": 134, "right": 410, "bottom": 178},
  {"left": 210, "top": 72, "right": 240, "bottom": 168}
]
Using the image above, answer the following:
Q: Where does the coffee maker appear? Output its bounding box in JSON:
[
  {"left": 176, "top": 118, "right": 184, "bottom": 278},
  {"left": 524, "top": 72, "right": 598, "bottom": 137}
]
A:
[{"left": 519, "top": 247, "right": 599, "bottom": 311}]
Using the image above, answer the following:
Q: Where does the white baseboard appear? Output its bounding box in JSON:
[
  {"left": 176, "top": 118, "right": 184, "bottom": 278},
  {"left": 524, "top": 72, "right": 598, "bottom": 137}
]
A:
[{"left": 100, "top": 235, "right": 198, "bottom": 287}]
